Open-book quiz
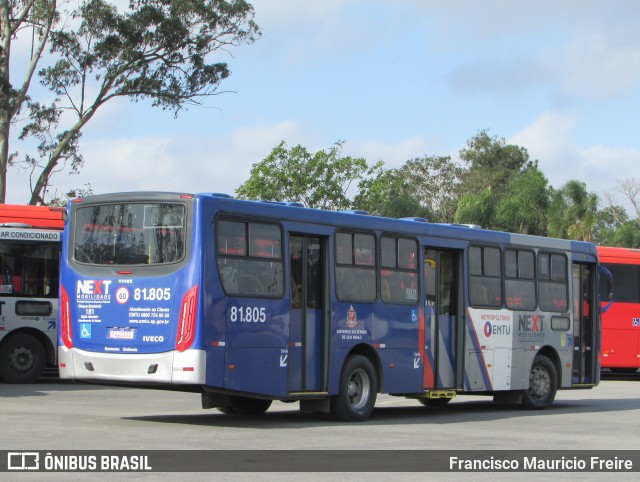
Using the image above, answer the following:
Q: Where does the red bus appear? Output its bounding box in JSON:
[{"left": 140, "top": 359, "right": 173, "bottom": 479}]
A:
[
  {"left": 597, "top": 246, "right": 640, "bottom": 373},
  {"left": 0, "top": 204, "right": 64, "bottom": 383}
]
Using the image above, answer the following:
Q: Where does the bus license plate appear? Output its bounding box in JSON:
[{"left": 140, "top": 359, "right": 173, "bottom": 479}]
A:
[{"left": 107, "top": 327, "right": 136, "bottom": 340}]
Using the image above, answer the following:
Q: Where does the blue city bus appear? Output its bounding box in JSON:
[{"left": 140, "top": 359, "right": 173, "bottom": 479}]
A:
[{"left": 58, "top": 192, "right": 601, "bottom": 421}]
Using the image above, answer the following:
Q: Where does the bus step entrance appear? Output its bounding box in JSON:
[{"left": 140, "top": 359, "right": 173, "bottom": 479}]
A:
[{"left": 425, "top": 390, "right": 456, "bottom": 400}]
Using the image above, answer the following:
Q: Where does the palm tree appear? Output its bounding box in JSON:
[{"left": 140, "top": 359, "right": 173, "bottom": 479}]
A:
[{"left": 549, "top": 180, "right": 598, "bottom": 241}]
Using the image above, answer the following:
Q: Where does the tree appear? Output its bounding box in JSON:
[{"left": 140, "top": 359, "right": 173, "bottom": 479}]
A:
[
  {"left": 1, "top": 0, "right": 260, "bottom": 204},
  {"left": 610, "top": 221, "right": 640, "bottom": 248},
  {"left": 494, "top": 163, "right": 549, "bottom": 235},
  {"left": 236, "top": 141, "right": 383, "bottom": 210},
  {"left": 455, "top": 131, "right": 538, "bottom": 231},
  {"left": 1, "top": 0, "right": 58, "bottom": 203},
  {"left": 354, "top": 167, "right": 433, "bottom": 219},
  {"left": 454, "top": 188, "right": 495, "bottom": 228},
  {"left": 616, "top": 177, "right": 640, "bottom": 220},
  {"left": 593, "top": 204, "right": 628, "bottom": 246},
  {"left": 398, "top": 155, "right": 463, "bottom": 223},
  {"left": 548, "top": 180, "right": 599, "bottom": 242},
  {"left": 459, "top": 129, "right": 533, "bottom": 195},
  {"left": 593, "top": 202, "right": 640, "bottom": 248}
]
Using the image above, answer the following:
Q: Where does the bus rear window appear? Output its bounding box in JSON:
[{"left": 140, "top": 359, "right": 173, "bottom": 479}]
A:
[{"left": 73, "top": 203, "right": 186, "bottom": 265}]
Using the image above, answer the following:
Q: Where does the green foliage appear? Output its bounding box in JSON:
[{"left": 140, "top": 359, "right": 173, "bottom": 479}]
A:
[
  {"left": 398, "top": 155, "right": 463, "bottom": 222},
  {"left": 44, "top": 0, "right": 259, "bottom": 112},
  {"left": 354, "top": 167, "right": 433, "bottom": 219},
  {"left": 459, "top": 129, "right": 533, "bottom": 195},
  {"left": 354, "top": 155, "right": 461, "bottom": 222},
  {"left": 454, "top": 189, "right": 495, "bottom": 228},
  {"left": 236, "top": 141, "right": 383, "bottom": 211},
  {"left": 494, "top": 164, "right": 549, "bottom": 235},
  {"left": 454, "top": 130, "right": 537, "bottom": 231},
  {"left": 610, "top": 221, "right": 640, "bottom": 248},
  {"left": 548, "top": 180, "right": 599, "bottom": 242}
]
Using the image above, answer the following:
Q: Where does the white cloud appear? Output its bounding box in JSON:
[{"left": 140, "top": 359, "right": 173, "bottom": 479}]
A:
[
  {"left": 34, "top": 120, "right": 320, "bottom": 201},
  {"left": 9, "top": 120, "right": 440, "bottom": 204},
  {"left": 555, "top": 34, "right": 640, "bottom": 102},
  {"left": 510, "top": 112, "right": 640, "bottom": 213}
]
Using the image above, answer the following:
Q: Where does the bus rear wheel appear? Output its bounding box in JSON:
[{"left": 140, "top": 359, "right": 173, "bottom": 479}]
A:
[
  {"left": 0, "top": 334, "right": 46, "bottom": 384},
  {"left": 330, "top": 355, "right": 378, "bottom": 422},
  {"left": 217, "top": 396, "right": 272, "bottom": 416},
  {"left": 522, "top": 355, "right": 557, "bottom": 410}
]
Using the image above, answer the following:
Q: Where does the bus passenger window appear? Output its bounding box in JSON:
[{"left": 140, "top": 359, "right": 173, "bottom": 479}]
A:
[
  {"left": 379, "top": 236, "right": 418, "bottom": 304},
  {"left": 538, "top": 252, "right": 568, "bottom": 312},
  {"left": 469, "top": 246, "right": 502, "bottom": 308},
  {"left": 335, "top": 232, "right": 376, "bottom": 303},
  {"left": 216, "top": 219, "right": 284, "bottom": 298},
  {"left": 505, "top": 249, "right": 536, "bottom": 311}
]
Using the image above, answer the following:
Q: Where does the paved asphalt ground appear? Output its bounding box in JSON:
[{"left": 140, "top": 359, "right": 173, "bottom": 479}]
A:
[{"left": 1, "top": 371, "right": 639, "bottom": 480}]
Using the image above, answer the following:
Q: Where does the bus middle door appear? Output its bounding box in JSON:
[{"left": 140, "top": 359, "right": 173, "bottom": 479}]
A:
[
  {"left": 288, "top": 235, "right": 327, "bottom": 393},
  {"left": 424, "top": 248, "right": 462, "bottom": 390}
]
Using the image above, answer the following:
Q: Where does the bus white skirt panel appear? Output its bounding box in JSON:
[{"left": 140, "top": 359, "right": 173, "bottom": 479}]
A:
[{"left": 58, "top": 347, "right": 206, "bottom": 384}]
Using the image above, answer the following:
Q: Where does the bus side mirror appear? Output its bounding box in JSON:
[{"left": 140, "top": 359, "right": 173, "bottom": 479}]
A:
[{"left": 599, "top": 265, "right": 613, "bottom": 302}]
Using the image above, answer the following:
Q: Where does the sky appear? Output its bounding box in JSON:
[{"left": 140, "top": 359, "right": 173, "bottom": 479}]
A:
[{"left": 7, "top": 0, "right": 640, "bottom": 214}]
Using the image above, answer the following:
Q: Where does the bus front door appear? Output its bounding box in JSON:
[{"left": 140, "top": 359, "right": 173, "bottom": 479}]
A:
[
  {"left": 288, "top": 236, "right": 326, "bottom": 393},
  {"left": 572, "top": 262, "right": 597, "bottom": 384},
  {"left": 424, "top": 249, "right": 462, "bottom": 390}
]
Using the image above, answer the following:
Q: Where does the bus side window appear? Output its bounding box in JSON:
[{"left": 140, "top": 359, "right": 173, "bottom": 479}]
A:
[{"left": 469, "top": 245, "right": 502, "bottom": 307}]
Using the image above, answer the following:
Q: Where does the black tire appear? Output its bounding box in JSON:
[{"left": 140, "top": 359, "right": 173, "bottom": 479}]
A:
[
  {"left": 0, "top": 334, "right": 46, "bottom": 384},
  {"left": 216, "top": 406, "right": 236, "bottom": 415},
  {"left": 418, "top": 397, "right": 452, "bottom": 408},
  {"left": 217, "top": 396, "right": 272, "bottom": 416},
  {"left": 522, "top": 355, "right": 557, "bottom": 410},
  {"left": 330, "top": 355, "right": 378, "bottom": 422},
  {"left": 611, "top": 368, "right": 638, "bottom": 375}
]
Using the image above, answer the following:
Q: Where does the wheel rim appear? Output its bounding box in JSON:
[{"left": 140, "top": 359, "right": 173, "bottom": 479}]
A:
[
  {"left": 8, "top": 346, "right": 34, "bottom": 373},
  {"left": 529, "top": 365, "right": 551, "bottom": 400},
  {"left": 347, "top": 368, "right": 370, "bottom": 410}
]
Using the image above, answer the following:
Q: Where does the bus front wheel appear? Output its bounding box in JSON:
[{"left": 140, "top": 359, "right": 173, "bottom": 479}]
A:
[
  {"left": 330, "top": 355, "right": 378, "bottom": 422},
  {"left": 522, "top": 355, "right": 557, "bottom": 410},
  {"left": 0, "top": 334, "right": 46, "bottom": 384}
]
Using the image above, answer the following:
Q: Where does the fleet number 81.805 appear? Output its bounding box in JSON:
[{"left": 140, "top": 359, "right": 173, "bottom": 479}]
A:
[
  {"left": 133, "top": 288, "right": 171, "bottom": 301},
  {"left": 230, "top": 306, "right": 266, "bottom": 323}
]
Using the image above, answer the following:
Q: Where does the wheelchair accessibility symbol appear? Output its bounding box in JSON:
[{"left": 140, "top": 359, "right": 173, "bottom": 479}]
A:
[{"left": 80, "top": 323, "right": 92, "bottom": 339}]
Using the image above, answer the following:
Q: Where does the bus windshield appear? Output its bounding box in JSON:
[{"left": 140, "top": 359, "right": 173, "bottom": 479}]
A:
[{"left": 73, "top": 203, "right": 186, "bottom": 265}]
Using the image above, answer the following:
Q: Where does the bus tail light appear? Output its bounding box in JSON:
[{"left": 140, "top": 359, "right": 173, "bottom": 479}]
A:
[
  {"left": 60, "top": 284, "right": 73, "bottom": 349},
  {"left": 176, "top": 285, "right": 198, "bottom": 352}
]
